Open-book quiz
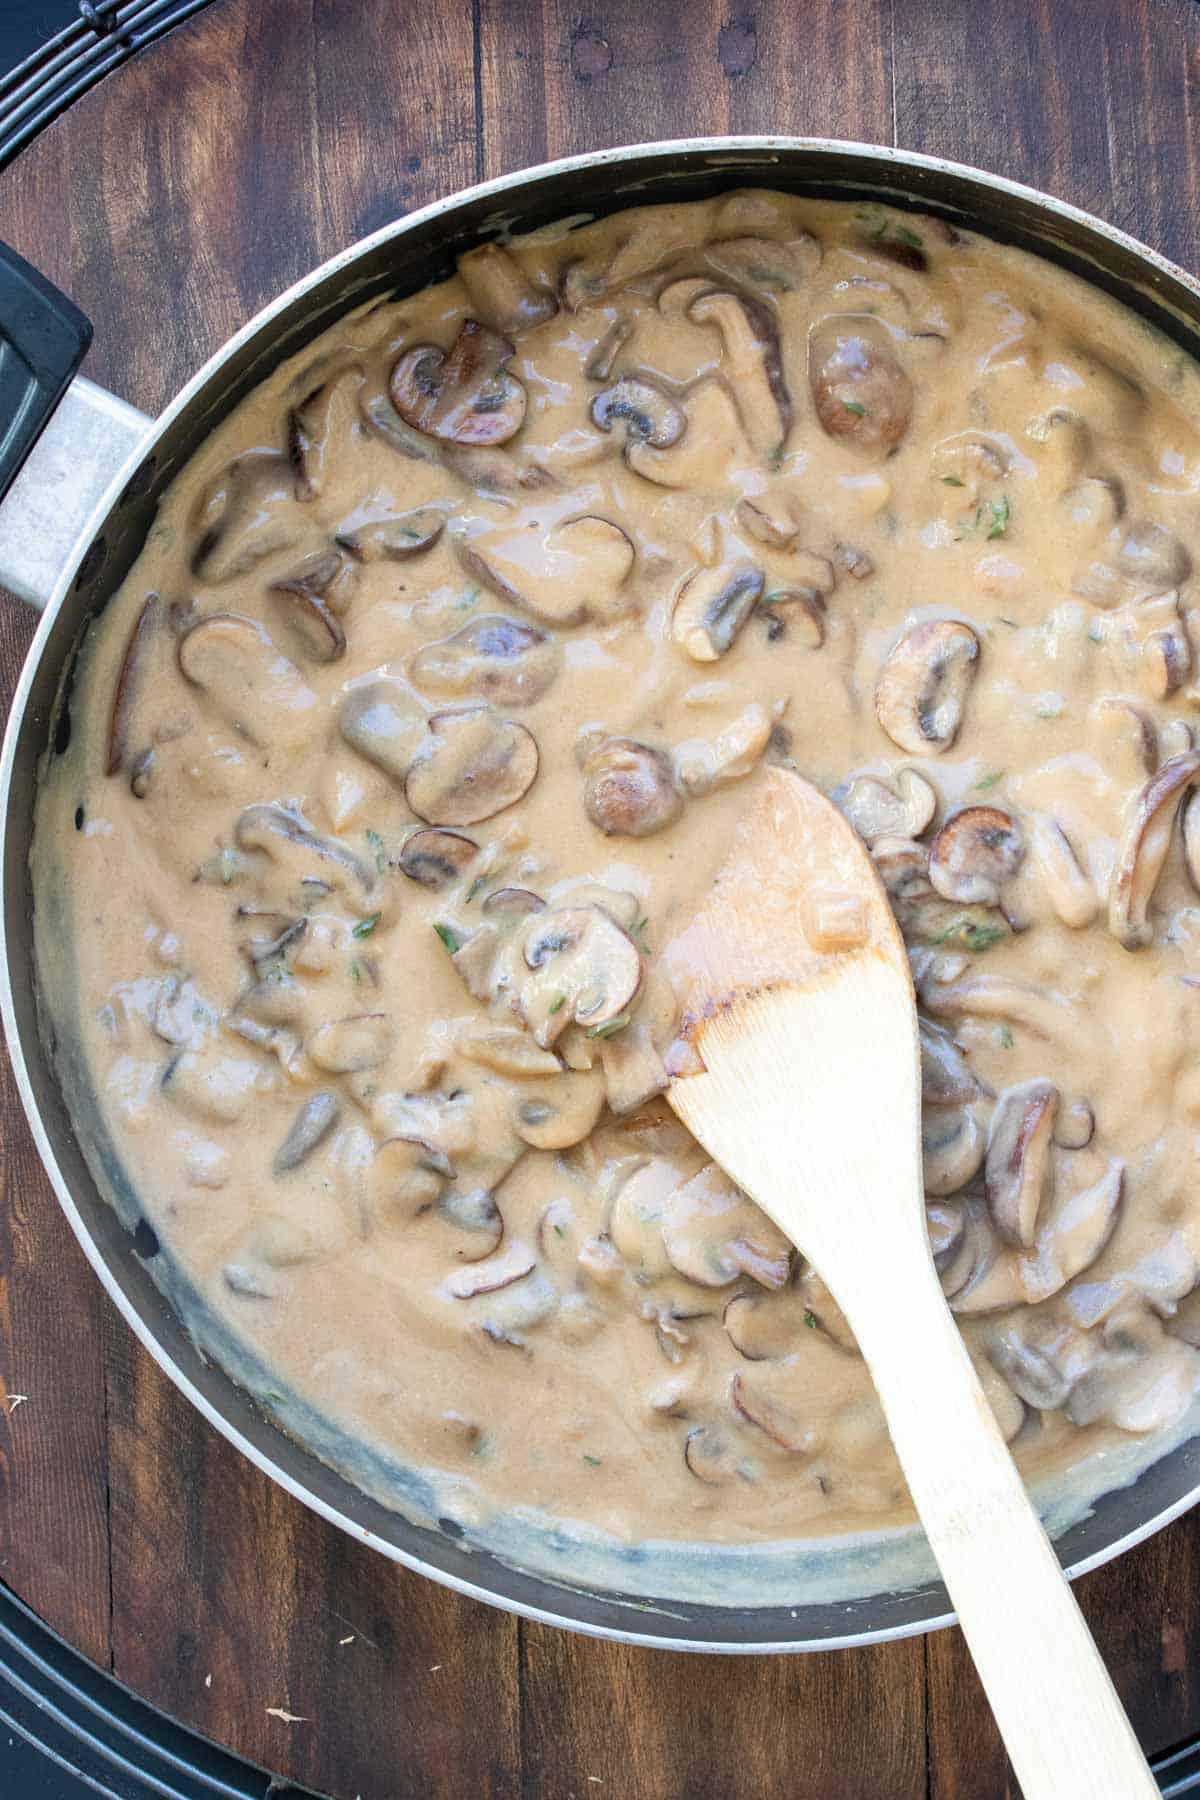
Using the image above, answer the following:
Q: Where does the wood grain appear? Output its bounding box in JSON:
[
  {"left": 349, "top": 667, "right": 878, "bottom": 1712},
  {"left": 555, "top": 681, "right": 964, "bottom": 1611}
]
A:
[{"left": 1, "top": 1, "right": 1200, "bottom": 1795}]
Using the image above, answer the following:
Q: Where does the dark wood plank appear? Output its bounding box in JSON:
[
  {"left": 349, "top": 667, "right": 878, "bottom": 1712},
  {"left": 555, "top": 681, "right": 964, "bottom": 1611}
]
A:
[
  {"left": 2, "top": 1, "right": 1200, "bottom": 1795},
  {"left": 0, "top": 566, "right": 111, "bottom": 1667}
]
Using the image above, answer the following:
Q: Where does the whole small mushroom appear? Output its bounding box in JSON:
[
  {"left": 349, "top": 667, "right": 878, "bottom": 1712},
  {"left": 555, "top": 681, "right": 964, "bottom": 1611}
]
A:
[
  {"left": 809, "top": 314, "right": 913, "bottom": 453},
  {"left": 928, "top": 807, "right": 1024, "bottom": 907},
  {"left": 582, "top": 736, "right": 683, "bottom": 838}
]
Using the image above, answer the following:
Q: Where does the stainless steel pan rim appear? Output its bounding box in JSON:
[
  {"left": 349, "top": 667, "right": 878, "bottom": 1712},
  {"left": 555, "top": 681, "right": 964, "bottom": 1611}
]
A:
[{"left": 4, "top": 135, "right": 1200, "bottom": 1655}]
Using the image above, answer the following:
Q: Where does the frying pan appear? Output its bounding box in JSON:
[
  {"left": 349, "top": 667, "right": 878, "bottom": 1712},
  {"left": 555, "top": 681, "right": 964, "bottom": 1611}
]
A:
[{"left": 3, "top": 138, "right": 1200, "bottom": 1653}]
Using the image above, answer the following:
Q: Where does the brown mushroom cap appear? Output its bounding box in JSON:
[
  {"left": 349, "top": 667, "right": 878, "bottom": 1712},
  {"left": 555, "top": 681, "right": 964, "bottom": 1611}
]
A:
[
  {"left": 405, "top": 706, "right": 539, "bottom": 825},
  {"left": 929, "top": 806, "right": 1024, "bottom": 907},
  {"left": 409, "top": 615, "right": 561, "bottom": 708},
  {"left": 390, "top": 320, "right": 527, "bottom": 446},
  {"left": 397, "top": 827, "right": 480, "bottom": 890},
  {"left": 923, "top": 1103, "right": 987, "bottom": 1197},
  {"left": 986, "top": 1080, "right": 1061, "bottom": 1246},
  {"left": 582, "top": 736, "right": 683, "bottom": 838},
  {"left": 273, "top": 1091, "right": 341, "bottom": 1174},
  {"left": 875, "top": 619, "right": 980, "bottom": 756},
  {"left": 809, "top": 314, "right": 913, "bottom": 453},
  {"left": 338, "top": 677, "right": 427, "bottom": 782}
]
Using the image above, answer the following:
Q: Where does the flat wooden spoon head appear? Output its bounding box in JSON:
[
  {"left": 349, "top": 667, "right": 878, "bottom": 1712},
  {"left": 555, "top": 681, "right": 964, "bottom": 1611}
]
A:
[
  {"left": 662, "top": 763, "right": 924, "bottom": 1274},
  {"left": 661, "top": 764, "right": 1156, "bottom": 1800}
]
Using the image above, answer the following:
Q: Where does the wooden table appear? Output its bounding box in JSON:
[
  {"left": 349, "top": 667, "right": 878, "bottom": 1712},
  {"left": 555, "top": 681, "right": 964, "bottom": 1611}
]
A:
[{"left": 2, "top": 1, "right": 1200, "bottom": 1793}]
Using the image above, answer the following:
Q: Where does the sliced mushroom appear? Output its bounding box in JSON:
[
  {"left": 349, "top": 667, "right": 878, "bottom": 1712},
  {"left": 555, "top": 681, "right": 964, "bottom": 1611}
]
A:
[
  {"left": 307, "top": 1012, "right": 394, "bottom": 1074},
  {"left": 809, "top": 315, "right": 913, "bottom": 453},
  {"left": 338, "top": 676, "right": 427, "bottom": 782},
  {"left": 1103, "top": 588, "right": 1193, "bottom": 701},
  {"left": 1116, "top": 519, "right": 1192, "bottom": 587},
  {"left": 1088, "top": 695, "right": 1157, "bottom": 783},
  {"left": 684, "top": 1425, "right": 746, "bottom": 1485},
  {"left": 586, "top": 319, "right": 632, "bottom": 382},
  {"left": 590, "top": 376, "right": 685, "bottom": 451},
  {"left": 687, "top": 288, "right": 790, "bottom": 455},
  {"left": 838, "top": 768, "right": 937, "bottom": 844},
  {"left": 986, "top": 1080, "right": 1060, "bottom": 1247},
  {"left": 190, "top": 451, "right": 300, "bottom": 582},
  {"left": 268, "top": 552, "right": 349, "bottom": 662},
  {"left": 456, "top": 242, "right": 557, "bottom": 336},
  {"left": 397, "top": 827, "right": 479, "bottom": 890},
  {"left": 457, "top": 1026, "right": 561, "bottom": 1078},
  {"left": 929, "top": 807, "right": 1024, "bottom": 907},
  {"left": 288, "top": 369, "right": 361, "bottom": 502},
  {"left": 922, "top": 1103, "right": 987, "bottom": 1197},
  {"left": 835, "top": 542, "right": 874, "bottom": 580},
  {"left": 107, "top": 594, "right": 159, "bottom": 777},
  {"left": 703, "top": 233, "right": 820, "bottom": 293},
  {"left": 875, "top": 620, "right": 980, "bottom": 756},
  {"left": 674, "top": 703, "right": 777, "bottom": 797},
  {"left": 1108, "top": 752, "right": 1200, "bottom": 948},
  {"left": 953, "top": 1155, "right": 1124, "bottom": 1315},
  {"left": 336, "top": 504, "right": 446, "bottom": 562},
  {"left": 481, "top": 886, "right": 546, "bottom": 921},
  {"left": 273, "top": 1091, "right": 341, "bottom": 1174},
  {"left": 671, "top": 562, "right": 764, "bottom": 662},
  {"left": 871, "top": 835, "right": 932, "bottom": 901},
  {"left": 724, "top": 1289, "right": 813, "bottom": 1360},
  {"left": 513, "top": 1069, "right": 606, "bottom": 1150},
  {"left": 919, "top": 968, "right": 1082, "bottom": 1042},
  {"left": 446, "top": 1241, "right": 537, "bottom": 1299},
  {"left": 177, "top": 613, "right": 317, "bottom": 748},
  {"left": 1029, "top": 815, "right": 1099, "bottom": 929},
  {"left": 919, "top": 1019, "right": 982, "bottom": 1106},
  {"left": 582, "top": 736, "right": 683, "bottom": 838},
  {"left": 390, "top": 320, "right": 526, "bottom": 446},
  {"left": 235, "top": 802, "right": 375, "bottom": 895},
  {"left": 731, "top": 1370, "right": 813, "bottom": 1453},
  {"left": 607, "top": 1160, "right": 677, "bottom": 1279},
  {"left": 409, "top": 615, "right": 561, "bottom": 707},
  {"left": 1053, "top": 1097, "right": 1095, "bottom": 1151},
  {"left": 405, "top": 707, "right": 539, "bottom": 825},
  {"left": 1067, "top": 1308, "right": 1200, "bottom": 1434},
  {"left": 457, "top": 517, "right": 635, "bottom": 627},
  {"left": 758, "top": 586, "right": 826, "bottom": 648},
  {"left": 599, "top": 1021, "right": 669, "bottom": 1115},
  {"left": 661, "top": 1163, "right": 791, "bottom": 1290},
  {"left": 438, "top": 1186, "right": 504, "bottom": 1262},
  {"left": 366, "top": 1134, "right": 453, "bottom": 1227},
  {"left": 514, "top": 905, "right": 642, "bottom": 1047}
]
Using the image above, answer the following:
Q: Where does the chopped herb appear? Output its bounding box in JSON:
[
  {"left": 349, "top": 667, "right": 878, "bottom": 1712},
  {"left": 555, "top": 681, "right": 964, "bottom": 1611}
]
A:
[
  {"left": 456, "top": 583, "right": 481, "bottom": 612},
  {"left": 361, "top": 1082, "right": 378, "bottom": 1099},
  {"left": 804, "top": 1310, "right": 818, "bottom": 1330},
  {"left": 352, "top": 912, "right": 381, "bottom": 938},
  {"left": 941, "top": 474, "right": 965, "bottom": 487},
  {"left": 192, "top": 1005, "right": 214, "bottom": 1027},
  {"left": 582, "top": 1453, "right": 603, "bottom": 1467},
  {"left": 349, "top": 959, "right": 363, "bottom": 984},
  {"left": 433, "top": 921, "right": 465, "bottom": 954},
  {"left": 996, "top": 1025, "right": 1015, "bottom": 1050},
  {"left": 841, "top": 399, "right": 867, "bottom": 417},
  {"left": 587, "top": 1013, "right": 631, "bottom": 1040},
  {"left": 995, "top": 616, "right": 1019, "bottom": 629},
  {"left": 961, "top": 922, "right": 1006, "bottom": 954},
  {"left": 766, "top": 443, "right": 786, "bottom": 469},
  {"left": 895, "top": 223, "right": 924, "bottom": 251},
  {"left": 465, "top": 874, "right": 489, "bottom": 903},
  {"left": 470, "top": 1433, "right": 490, "bottom": 1458},
  {"left": 548, "top": 993, "right": 567, "bottom": 1015},
  {"left": 632, "top": 915, "right": 650, "bottom": 943},
  {"left": 975, "top": 770, "right": 1004, "bottom": 790},
  {"left": 399, "top": 525, "right": 423, "bottom": 540},
  {"left": 1034, "top": 697, "right": 1065, "bottom": 720},
  {"left": 364, "top": 828, "right": 388, "bottom": 873},
  {"left": 553, "top": 1222, "right": 566, "bottom": 1238},
  {"left": 984, "top": 494, "right": 1011, "bottom": 539}
]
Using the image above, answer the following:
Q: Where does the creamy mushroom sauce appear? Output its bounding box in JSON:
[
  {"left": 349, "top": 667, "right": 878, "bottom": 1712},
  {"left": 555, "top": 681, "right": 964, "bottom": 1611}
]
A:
[{"left": 33, "top": 190, "right": 1200, "bottom": 1585}]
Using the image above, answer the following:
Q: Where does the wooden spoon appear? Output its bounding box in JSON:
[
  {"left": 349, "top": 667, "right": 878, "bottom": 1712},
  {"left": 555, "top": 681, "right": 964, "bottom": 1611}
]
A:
[{"left": 664, "top": 766, "right": 1157, "bottom": 1799}]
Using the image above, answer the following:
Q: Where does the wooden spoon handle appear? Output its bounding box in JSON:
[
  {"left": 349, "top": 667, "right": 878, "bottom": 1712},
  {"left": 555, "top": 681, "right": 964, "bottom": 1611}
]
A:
[{"left": 847, "top": 1255, "right": 1157, "bottom": 1800}]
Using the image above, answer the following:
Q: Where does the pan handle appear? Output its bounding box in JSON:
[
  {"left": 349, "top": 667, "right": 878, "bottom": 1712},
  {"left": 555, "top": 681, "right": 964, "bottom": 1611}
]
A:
[{"left": 0, "top": 241, "right": 150, "bottom": 609}]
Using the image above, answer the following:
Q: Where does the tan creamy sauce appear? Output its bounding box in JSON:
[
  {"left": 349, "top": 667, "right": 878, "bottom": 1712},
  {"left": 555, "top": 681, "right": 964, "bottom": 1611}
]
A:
[{"left": 33, "top": 191, "right": 1200, "bottom": 1570}]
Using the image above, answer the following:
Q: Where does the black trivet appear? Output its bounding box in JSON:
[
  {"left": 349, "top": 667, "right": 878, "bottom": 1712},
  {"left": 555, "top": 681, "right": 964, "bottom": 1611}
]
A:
[{"left": 0, "top": 0, "right": 218, "bottom": 169}]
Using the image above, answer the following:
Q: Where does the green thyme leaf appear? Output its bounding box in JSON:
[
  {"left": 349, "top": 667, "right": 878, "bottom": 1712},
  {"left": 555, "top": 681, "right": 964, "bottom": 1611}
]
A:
[
  {"left": 941, "top": 474, "right": 965, "bottom": 487},
  {"left": 587, "top": 1013, "right": 631, "bottom": 1040},
  {"left": 895, "top": 223, "right": 924, "bottom": 250},
  {"left": 804, "top": 1310, "right": 818, "bottom": 1330},
  {"left": 352, "top": 912, "right": 381, "bottom": 938},
  {"left": 349, "top": 959, "right": 363, "bottom": 984},
  {"left": 842, "top": 399, "right": 867, "bottom": 417},
  {"left": 548, "top": 993, "right": 567, "bottom": 1015},
  {"left": 582, "top": 1453, "right": 603, "bottom": 1467},
  {"left": 364, "top": 828, "right": 388, "bottom": 873},
  {"left": 975, "top": 770, "right": 1004, "bottom": 790},
  {"left": 996, "top": 1025, "right": 1015, "bottom": 1050},
  {"left": 985, "top": 494, "right": 1011, "bottom": 539},
  {"left": 433, "top": 922, "right": 465, "bottom": 955}
]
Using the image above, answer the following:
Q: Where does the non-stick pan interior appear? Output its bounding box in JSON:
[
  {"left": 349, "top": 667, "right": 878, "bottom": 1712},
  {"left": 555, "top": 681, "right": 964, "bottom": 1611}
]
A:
[{"left": 8, "top": 141, "right": 1200, "bottom": 1651}]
